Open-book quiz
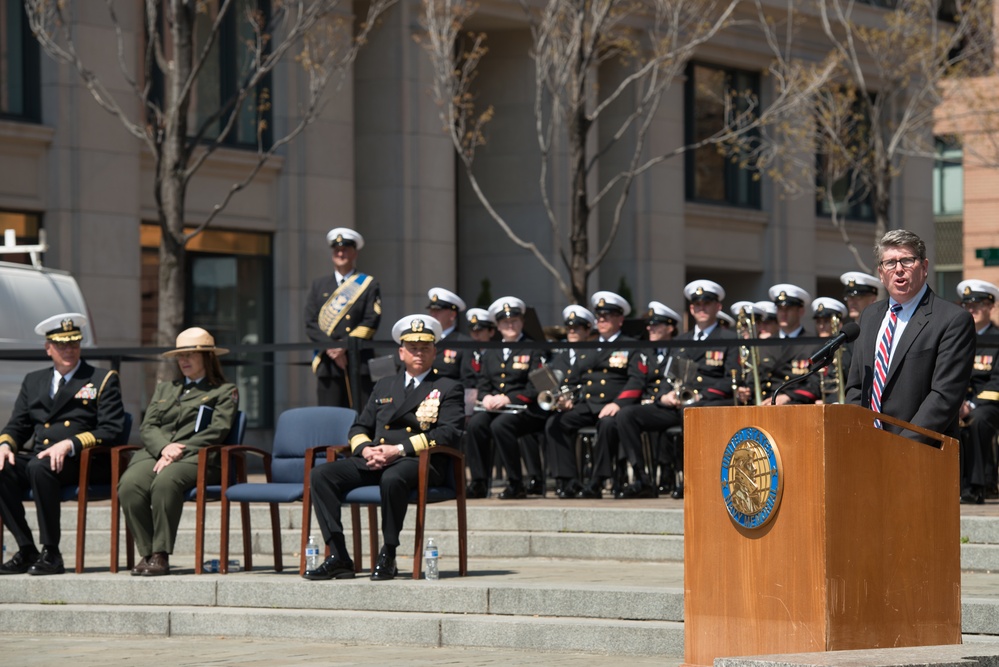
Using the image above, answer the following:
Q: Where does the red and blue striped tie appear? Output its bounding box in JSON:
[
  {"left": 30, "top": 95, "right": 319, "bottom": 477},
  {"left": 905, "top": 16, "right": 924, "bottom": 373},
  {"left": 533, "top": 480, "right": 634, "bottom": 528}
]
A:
[{"left": 872, "top": 304, "right": 902, "bottom": 428}]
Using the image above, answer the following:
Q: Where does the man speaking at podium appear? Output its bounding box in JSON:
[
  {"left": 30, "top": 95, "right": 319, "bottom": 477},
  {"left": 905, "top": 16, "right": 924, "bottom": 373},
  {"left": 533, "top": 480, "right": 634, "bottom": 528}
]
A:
[{"left": 845, "top": 229, "right": 975, "bottom": 443}]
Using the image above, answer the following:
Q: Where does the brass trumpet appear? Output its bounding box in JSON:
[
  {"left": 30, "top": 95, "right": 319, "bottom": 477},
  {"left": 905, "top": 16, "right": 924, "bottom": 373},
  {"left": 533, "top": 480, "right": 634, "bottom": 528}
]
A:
[
  {"left": 529, "top": 365, "right": 580, "bottom": 412},
  {"left": 537, "top": 384, "right": 580, "bottom": 411},
  {"left": 735, "top": 305, "right": 763, "bottom": 405},
  {"left": 668, "top": 357, "right": 699, "bottom": 407},
  {"left": 821, "top": 314, "right": 846, "bottom": 404}
]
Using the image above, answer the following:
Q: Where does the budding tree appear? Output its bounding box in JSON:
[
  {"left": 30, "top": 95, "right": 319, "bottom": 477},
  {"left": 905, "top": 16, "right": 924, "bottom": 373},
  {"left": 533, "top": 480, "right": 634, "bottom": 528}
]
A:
[
  {"left": 25, "top": 0, "right": 394, "bottom": 348},
  {"left": 804, "top": 0, "right": 992, "bottom": 271},
  {"left": 419, "top": 0, "right": 820, "bottom": 303}
]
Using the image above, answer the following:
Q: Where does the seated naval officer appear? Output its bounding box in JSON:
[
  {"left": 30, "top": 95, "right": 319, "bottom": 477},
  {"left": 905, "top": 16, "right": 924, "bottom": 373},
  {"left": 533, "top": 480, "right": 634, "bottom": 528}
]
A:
[
  {"left": 767, "top": 283, "right": 820, "bottom": 405},
  {"left": 0, "top": 314, "right": 125, "bottom": 576},
  {"left": 811, "top": 297, "right": 850, "bottom": 405},
  {"left": 306, "top": 315, "right": 465, "bottom": 581},
  {"left": 467, "top": 297, "right": 547, "bottom": 500},
  {"left": 840, "top": 270, "right": 881, "bottom": 322},
  {"left": 546, "top": 291, "right": 645, "bottom": 499},
  {"left": 426, "top": 287, "right": 475, "bottom": 388},
  {"left": 612, "top": 301, "right": 682, "bottom": 499},
  {"left": 957, "top": 279, "right": 999, "bottom": 504}
]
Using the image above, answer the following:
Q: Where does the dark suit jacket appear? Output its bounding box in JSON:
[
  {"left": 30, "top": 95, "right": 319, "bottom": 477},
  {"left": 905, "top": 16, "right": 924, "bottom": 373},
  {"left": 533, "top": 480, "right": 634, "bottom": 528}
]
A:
[
  {"left": 433, "top": 330, "right": 476, "bottom": 388},
  {"left": 845, "top": 287, "right": 975, "bottom": 442},
  {"left": 0, "top": 360, "right": 126, "bottom": 454},
  {"left": 304, "top": 272, "right": 382, "bottom": 379},
  {"left": 347, "top": 369, "right": 465, "bottom": 479},
  {"left": 476, "top": 336, "right": 545, "bottom": 406}
]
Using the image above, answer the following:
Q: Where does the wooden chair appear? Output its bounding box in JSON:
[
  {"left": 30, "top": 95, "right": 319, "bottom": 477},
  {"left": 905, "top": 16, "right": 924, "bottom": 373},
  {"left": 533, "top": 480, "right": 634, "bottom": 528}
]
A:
[
  {"left": 342, "top": 447, "right": 468, "bottom": 580},
  {"left": 0, "top": 412, "right": 132, "bottom": 574},
  {"left": 109, "top": 411, "right": 246, "bottom": 573},
  {"left": 219, "top": 406, "right": 356, "bottom": 574}
]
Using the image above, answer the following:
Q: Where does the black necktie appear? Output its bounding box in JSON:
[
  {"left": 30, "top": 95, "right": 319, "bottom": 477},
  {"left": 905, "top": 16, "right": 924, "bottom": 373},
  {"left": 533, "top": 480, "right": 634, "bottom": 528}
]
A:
[{"left": 405, "top": 378, "right": 415, "bottom": 396}]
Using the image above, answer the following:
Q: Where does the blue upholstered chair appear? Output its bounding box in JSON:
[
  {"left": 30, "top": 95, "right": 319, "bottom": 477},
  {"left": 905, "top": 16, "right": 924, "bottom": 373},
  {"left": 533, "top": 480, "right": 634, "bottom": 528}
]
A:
[
  {"left": 0, "top": 412, "right": 133, "bottom": 574},
  {"left": 219, "top": 406, "right": 356, "bottom": 574},
  {"left": 109, "top": 411, "right": 246, "bottom": 574},
  {"left": 343, "top": 447, "right": 467, "bottom": 580}
]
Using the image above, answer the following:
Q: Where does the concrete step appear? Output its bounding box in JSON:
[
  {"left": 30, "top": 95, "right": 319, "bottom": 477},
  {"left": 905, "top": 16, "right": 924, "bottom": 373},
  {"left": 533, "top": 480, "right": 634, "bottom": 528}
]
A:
[
  {"left": 2, "top": 558, "right": 999, "bottom": 656},
  {"left": 9, "top": 504, "right": 999, "bottom": 570}
]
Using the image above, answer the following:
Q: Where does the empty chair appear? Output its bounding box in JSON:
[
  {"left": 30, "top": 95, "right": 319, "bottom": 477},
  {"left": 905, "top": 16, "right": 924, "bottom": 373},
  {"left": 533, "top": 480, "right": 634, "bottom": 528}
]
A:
[{"left": 220, "top": 406, "right": 356, "bottom": 574}]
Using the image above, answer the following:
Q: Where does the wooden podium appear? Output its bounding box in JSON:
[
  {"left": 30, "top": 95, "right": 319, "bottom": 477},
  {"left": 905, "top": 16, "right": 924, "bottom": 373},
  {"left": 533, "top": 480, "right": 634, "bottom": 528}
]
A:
[{"left": 683, "top": 404, "right": 961, "bottom": 666}]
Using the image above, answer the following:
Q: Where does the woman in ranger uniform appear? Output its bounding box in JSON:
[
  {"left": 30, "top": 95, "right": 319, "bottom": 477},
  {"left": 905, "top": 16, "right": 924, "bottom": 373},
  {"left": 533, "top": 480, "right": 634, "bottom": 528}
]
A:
[{"left": 118, "top": 328, "right": 238, "bottom": 576}]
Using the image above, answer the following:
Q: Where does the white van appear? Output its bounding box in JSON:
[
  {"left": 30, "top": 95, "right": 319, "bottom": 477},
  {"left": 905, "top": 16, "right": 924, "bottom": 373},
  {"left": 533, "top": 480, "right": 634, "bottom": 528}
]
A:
[{"left": 0, "top": 260, "right": 95, "bottom": 420}]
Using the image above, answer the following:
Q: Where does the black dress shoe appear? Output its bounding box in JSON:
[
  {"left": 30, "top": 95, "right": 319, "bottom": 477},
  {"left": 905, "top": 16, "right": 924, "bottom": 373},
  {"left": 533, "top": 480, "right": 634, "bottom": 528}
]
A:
[
  {"left": 555, "top": 480, "right": 582, "bottom": 499},
  {"left": 0, "top": 548, "right": 39, "bottom": 575},
  {"left": 370, "top": 548, "right": 397, "bottom": 581},
  {"left": 303, "top": 555, "right": 356, "bottom": 580},
  {"left": 498, "top": 482, "right": 527, "bottom": 499},
  {"left": 465, "top": 480, "right": 488, "bottom": 499},
  {"left": 576, "top": 484, "right": 602, "bottom": 499},
  {"left": 27, "top": 547, "right": 65, "bottom": 576},
  {"left": 620, "top": 482, "right": 657, "bottom": 499},
  {"left": 961, "top": 486, "right": 985, "bottom": 505},
  {"left": 525, "top": 477, "right": 545, "bottom": 496},
  {"left": 670, "top": 483, "right": 684, "bottom": 500}
]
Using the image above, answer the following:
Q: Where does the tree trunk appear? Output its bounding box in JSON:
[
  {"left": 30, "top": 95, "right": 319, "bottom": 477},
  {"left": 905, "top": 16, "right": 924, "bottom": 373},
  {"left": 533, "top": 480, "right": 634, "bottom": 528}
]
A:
[{"left": 568, "top": 7, "right": 591, "bottom": 305}]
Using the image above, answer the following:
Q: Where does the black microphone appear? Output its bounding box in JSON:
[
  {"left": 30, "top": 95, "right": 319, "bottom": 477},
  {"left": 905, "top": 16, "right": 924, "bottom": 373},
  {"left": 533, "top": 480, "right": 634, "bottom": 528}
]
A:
[{"left": 808, "top": 322, "right": 860, "bottom": 370}]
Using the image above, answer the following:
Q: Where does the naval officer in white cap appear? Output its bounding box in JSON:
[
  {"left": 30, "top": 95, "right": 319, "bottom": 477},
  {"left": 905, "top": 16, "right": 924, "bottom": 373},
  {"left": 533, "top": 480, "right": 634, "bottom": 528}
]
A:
[{"left": 304, "top": 227, "right": 382, "bottom": 409}]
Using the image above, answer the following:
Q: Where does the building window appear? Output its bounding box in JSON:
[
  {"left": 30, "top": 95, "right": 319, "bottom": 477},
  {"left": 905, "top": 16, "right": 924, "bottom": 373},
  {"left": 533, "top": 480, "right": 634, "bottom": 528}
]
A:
[
  {"left": 684, "top": 62, "right": 761, "bottom": 208},
  {"left": 933, "top": 137, "right": 963, "bottom": 216},
  {"left": 141, "top": 224, "right": 274, "bottom": 428},
  {"left": 151, "top": 0, "right": 272, "bottom": 149},
  {"left": 0, "top": 0, "right": 40, "bottom": 121},
  {"left": 0, "top": 211, "right": 42, "bottom": 265}
]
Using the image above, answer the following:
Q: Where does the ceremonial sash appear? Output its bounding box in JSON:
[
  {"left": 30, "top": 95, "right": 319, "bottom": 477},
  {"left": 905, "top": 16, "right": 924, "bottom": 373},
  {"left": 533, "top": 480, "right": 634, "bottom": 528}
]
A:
[{"left": 318, "top": 273, "right": 373, "bottom": 336}]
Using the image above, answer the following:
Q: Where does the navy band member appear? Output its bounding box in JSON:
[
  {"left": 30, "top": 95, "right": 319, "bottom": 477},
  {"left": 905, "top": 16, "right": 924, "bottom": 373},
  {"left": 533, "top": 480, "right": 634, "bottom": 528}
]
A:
[
  {"left": 768, "top": 283, "right": 820, "bottom": 405},
  {"left": 466, "top": 297, "right": 546, "bottom": 499},
  {"left": 546, "top": 291, "right": 646, "bottom": 499},
  {"left": 118, "top": 328, "right": 238, "bottom": 576},
  {"left": 613, "top": 301, "right": 682, "bottom": 498},
  {"left": 426, "top": 287, "right": 475, "bottom": 388},
  {"left": 605, "top": 282, "right": 738, "bottom": 500},
  {"left": 304, "top": 227, "right": 382, "bottom": 409},
  {"left": 812, "top": 297, "right": 850, "bottom": 404},
  {"left": 841, "top": 271, "right": 881, "bottom": 322},
  {"left": 957, "top": 279, "right": 999, "bottom": 504},
  {"left": 0, "top": 314, "right": 125, "bottom": 575},
  {"left": 306, "top": 315, "right": 465, "bottom": 581}
]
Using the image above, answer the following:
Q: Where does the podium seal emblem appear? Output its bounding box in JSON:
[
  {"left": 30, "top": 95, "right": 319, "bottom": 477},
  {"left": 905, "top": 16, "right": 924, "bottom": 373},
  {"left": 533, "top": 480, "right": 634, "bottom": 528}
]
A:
[{"left": 721, "top": 426, "right": 783, "bottom": 529}]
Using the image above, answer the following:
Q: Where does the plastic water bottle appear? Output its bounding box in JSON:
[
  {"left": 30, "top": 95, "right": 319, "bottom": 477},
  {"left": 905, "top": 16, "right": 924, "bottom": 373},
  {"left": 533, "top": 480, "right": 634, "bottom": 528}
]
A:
[
  {"left": 305, "top": 535, "right": 321, "bottom": 572},
  {"left": 227, "top": 560, "right": 241, "bottom": 572},
  {"left": 424, "top": 537, "right": 439, "bottom": 581},
  {"left": 202, "top": 559, "right": 219, "bottom": 573}
]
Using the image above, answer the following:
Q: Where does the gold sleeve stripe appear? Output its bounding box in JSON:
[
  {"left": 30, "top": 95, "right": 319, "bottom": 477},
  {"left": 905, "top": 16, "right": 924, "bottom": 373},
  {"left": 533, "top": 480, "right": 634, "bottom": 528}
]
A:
[
  {"left": 350, "top": 434, "right": 372, "bottom": 453},
  {"left": 0, "top": 433, "right": 18, "bottom": 451},
  {"left": 977, "top": 391, "right": 999, "bottom": 402},
  {"left": 311, "top": 354, "right": 322, "bottom": 374},
  {"left": 409, "top": 433, "right": 430, "bottom": 453},
  {"left": 373, "top": 299, "right": 382, "bottom": 315},
  {"left": 349, "top": 326, "right": 376, "bottom": 340},
  {"left": 76, "top": 432, "right": 97, "bottom": 449}
]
